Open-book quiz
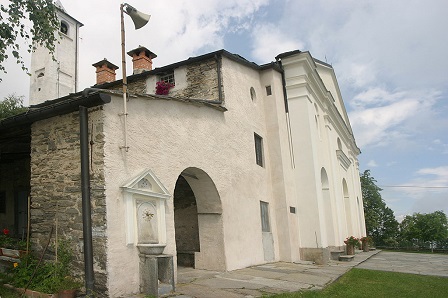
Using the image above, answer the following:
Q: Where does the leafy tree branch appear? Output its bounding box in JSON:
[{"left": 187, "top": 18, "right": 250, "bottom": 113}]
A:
[{"left": 0, "top": 0, "right": 59, "bottom": 79}]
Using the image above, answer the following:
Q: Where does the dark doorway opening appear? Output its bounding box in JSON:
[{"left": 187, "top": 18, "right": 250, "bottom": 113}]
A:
[{"left": 174, "top": 175, "right": 200, "bottom": 267}]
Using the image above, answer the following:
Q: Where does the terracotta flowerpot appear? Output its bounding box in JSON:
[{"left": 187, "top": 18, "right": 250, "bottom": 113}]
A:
[
  {"left": 362, "top": 241, "right": 369, "bottom": 252},
  {"left": 57, "top": 289, "right": 77, "bottom": 298},
  {"left": 346, "top": 244, "right": 355, "bottom": 255}
]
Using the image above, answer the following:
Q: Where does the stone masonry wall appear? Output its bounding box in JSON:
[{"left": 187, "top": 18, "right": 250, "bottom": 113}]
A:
[
  {"left": 105, "top": 57, "right": 223, "bottom": 101},
  {"left": 171, "top": 58, "right": 222, "bottom": 100},
  {"left": 108, "top": 79, "right": 147, "bottom": 94},
  {"left": 30, "top": 106, "right": 108, "bottom": 295}
]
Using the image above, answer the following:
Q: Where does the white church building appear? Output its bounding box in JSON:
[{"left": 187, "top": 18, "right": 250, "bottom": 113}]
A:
[{"left": 0, "top": 3, "right": 366, "bottom": 297}]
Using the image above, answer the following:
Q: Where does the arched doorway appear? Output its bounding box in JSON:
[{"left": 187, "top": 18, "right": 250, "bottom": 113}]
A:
[
  {"left": 173, "top": 167, "right": 226, "bottom": 270},
  {"left": 174, "top": 175, "right": 200, "bottom": 267}
]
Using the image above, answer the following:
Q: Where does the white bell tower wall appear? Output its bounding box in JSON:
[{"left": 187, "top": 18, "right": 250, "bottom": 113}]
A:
[{"left": 29, "top": 4, "right": 82, "bottom": 105}]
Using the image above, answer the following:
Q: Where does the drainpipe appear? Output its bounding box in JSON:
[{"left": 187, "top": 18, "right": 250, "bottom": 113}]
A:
[
  {"left": 275, "top": 58, "right": 289, "bottom": 113},
  {"left": 276, "top": 58, "right": 295, "bottom": 168},
  {"left": 79, "top": 105, "right": 95, "bottom": 295}
]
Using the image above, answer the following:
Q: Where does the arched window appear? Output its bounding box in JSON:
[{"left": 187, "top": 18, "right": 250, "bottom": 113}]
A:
[
  {"left": 337, "top": 138, "right": 342, "bottom": 151},
  {"left": 250, "top": 87, "right": 257, "bottom": 101},
  {"left": 60, "top": 21, "right": 69, "bottom": 35}
]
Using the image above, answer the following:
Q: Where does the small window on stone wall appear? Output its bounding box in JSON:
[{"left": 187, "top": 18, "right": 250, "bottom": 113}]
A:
[
  {"left": 266, "top": 86, "right": 272, "bottom": 96},
  {"left": 0, "top": 192, "right": 5, "bottom": 213},
  {"left": 160, "top": 72, "right": 175, "bottom": 86}
]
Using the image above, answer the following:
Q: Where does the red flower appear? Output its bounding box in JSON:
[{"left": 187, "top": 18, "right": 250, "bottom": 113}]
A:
[
  {"left": 3, "top": 228, "right": 9, "bottom": 235},
  {"left": 155, "top": 81, "right": 174, "bottom": 95}
]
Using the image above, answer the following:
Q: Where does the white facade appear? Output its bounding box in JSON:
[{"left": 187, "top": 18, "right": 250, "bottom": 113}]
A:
[
  {"left": 91, "top": 52, "right": 366, "bottom": 296},
  {"left": 22, "top": 45, "right": 365, "bottom": 296},
  {"left": 29, "top": 5, "right": 82, "bottom": 105},
  {"left": 278, "top": 52, "right": 366, "bottom": 261}
]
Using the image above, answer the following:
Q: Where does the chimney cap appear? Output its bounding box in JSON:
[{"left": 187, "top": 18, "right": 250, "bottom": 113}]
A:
[
  {"left": 127, "top": 46, "right": 157, "bottom": 59},
  {"left": 92, "top": 58, "right": 119, "bottom": 70}
]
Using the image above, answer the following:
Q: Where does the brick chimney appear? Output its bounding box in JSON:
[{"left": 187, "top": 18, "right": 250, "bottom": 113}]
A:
[
  {"left": 127, "top": 46, "right": 157, "bottom": 74},
  {"left": 92, "top": 58, "right": 119, "bottom": 85}
]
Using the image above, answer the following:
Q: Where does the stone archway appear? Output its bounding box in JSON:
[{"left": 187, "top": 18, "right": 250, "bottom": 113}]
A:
[{"left": 174, "top": 167, "right": 226, "bottom": 271}]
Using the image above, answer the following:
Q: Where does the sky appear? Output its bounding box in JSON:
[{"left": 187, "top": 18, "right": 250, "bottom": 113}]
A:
[{"left": 1, "top": 0, "right": 447, "bottom": 222}]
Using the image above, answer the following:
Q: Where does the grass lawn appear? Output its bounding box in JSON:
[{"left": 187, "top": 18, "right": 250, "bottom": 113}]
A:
[{"left": 267, "top": 268, "right": 448, "bottom": 298}]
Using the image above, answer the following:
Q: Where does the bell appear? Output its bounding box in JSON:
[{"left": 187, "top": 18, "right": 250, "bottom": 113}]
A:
[{"left": 126, "top": 5, "right": 150, "bottom": 30}]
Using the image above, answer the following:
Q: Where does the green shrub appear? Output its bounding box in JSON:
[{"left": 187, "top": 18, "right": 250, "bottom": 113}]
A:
[{"left": 5, "top": 240, "right": 81, "bottom": 294}]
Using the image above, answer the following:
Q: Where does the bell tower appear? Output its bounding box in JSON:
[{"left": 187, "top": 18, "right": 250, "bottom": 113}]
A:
[{"left": 29, "top": 1, "right": 83, "bottom": 105}]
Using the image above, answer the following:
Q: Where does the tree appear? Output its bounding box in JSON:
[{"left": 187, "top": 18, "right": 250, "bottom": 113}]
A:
[
  {"left": 360, "top": 170, "right": 399, "bottom": 246},
  {"left": 0, "top": 93, "right": 28, "bottom": 119},
  {"left": 400, "top": 211, "right": 448, "bottom": 248},
  {"left": 0, "top": 0, "right": 58, "bottom": 78}
]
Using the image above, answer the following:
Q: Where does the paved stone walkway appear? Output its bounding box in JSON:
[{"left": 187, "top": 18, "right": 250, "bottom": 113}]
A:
[
  {"left": 356, "top": 250, "right": 448, "bottom": 277},
  {"left": 128, "top": 250, "right": 448, "bottom": 298},
  {"left": 163, "top": 249, "right": 380, "bottom": 298}
]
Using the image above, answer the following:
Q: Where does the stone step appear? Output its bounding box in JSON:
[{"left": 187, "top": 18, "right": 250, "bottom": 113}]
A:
[
  {"left": 339, "top": 255, "right": 355, "bottom": 262},
  {"left": 330, "top": 250, "right": 345, "bottom": 261}
]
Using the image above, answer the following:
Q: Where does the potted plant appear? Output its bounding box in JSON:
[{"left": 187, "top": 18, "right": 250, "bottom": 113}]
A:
[
  {"left": 155, "top": 81, "right": 174, "bottom": 95},
  {"left": 0, "top": 228, "right": 28, "bottom": 258},
  {"left": 360, "top": 236, "right": 372, "bottom": 252},
  {"left": 54, "top": 276, "right": 82, "bottom": 298},
  {"left": 344, "top": 236, "right": 360, "bottom": 255}
]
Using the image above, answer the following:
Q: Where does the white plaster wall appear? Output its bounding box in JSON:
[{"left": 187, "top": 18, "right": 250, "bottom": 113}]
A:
[
  {"left": 281, "top": 52, "right": 366, "bottom": 250},
  {"left": 102, "top": 57, "right": 282, "bottom": 296},
  {"left": 260, "top": 69, "right": 302, "bottom": 262},
  {"left": 100, "top": 51, "right": 365, "bottom": 295}
]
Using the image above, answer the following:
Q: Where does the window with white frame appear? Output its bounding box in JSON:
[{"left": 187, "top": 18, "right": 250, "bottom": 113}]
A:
[{"left": 160, "top": 72, "right": 175, "bottom": 85}]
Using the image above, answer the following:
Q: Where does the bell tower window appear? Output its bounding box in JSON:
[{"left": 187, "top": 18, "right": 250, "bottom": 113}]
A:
[{"left": 60, "top": 21, "right": 69, "bottom": 35}]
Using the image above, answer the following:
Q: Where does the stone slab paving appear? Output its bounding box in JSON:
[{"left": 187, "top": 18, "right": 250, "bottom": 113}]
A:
[
  {"left": 356, "top": 251, "right": 448, "bottom": 277},
  {"left": 164, "top": 250, "right": 381, "bottom": 298}
]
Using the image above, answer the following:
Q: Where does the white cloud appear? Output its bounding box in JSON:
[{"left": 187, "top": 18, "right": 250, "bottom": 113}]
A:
[
  {"left": 352, "top": 87, "right": 406, "bottom": 108},
  {"left": 348, "top": 88, "right": 442, "bottom": 148},
  {"left": 349, "top": 95, "right": 420, "bottom": 147},
  {"left": 416, "top": 166, "right": 448, "bottom": 185},
  {"left": 250, "top": 24, "right": 303, "bottom": 63},
  {"left": 367, "top": 160, "right": 378, "bottom": 167}
]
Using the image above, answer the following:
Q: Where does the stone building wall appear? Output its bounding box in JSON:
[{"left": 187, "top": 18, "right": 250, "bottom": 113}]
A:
[
  {"left": 104, "top": 57, "right": 223, "bottom": 102},
  {"left": 171, "top": 58, "right": 222, "bottom": 100},
  {"left": 30, "top": 106, "right": 108, "bottom": 295},
  {"left": 108, "top": 79, "right": 147, "bottom": 95}
]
